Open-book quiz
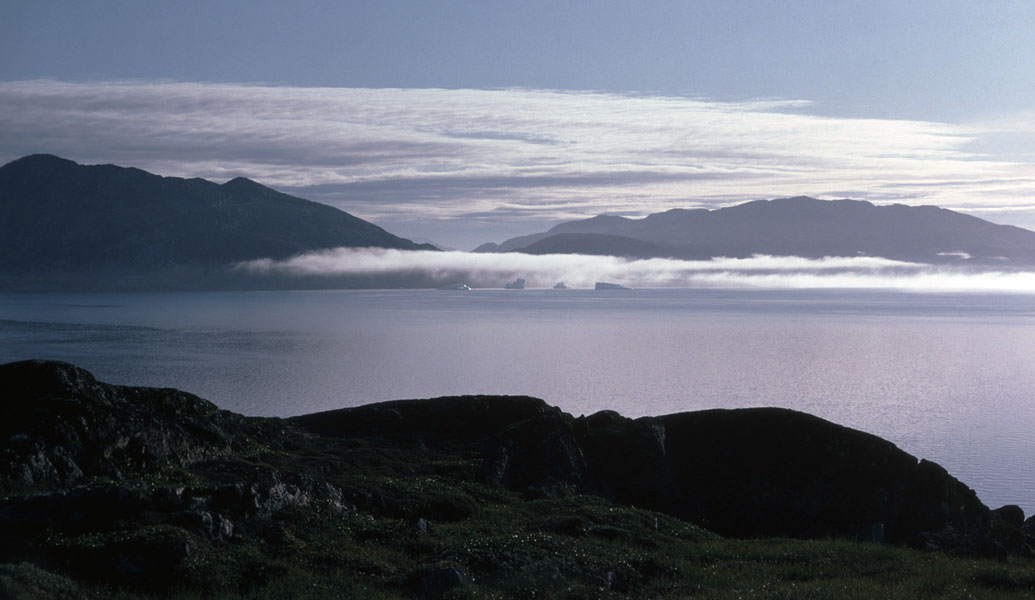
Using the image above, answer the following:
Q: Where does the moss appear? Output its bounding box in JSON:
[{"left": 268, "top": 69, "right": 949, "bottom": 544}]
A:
[
  {"left": 11, "top": 489, "right": 1035, "bottom": 599},
  {"left": 5, "top": 366, "right": 1035, "bottom": 599},
  {"left": 0, "top": 562, "right": 86, "bottom": 600}
]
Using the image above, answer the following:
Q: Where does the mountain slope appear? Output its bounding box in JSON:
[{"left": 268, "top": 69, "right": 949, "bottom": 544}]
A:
[
  {"left": 0, "top": 155, "right": 434, "bottom": 288},
  {"left": 519, "top": 232, "right": 670, "bottom": 258},
  {"left": 477, "top": 196, "right": 1035, "bottom": 265}
]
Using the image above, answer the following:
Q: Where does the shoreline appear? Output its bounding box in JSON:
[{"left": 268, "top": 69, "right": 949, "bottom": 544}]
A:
[{"left": 2, "top": 360, "right": 1034, "bottom": 597}]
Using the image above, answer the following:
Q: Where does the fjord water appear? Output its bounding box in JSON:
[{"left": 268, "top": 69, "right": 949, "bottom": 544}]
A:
[{"left": 2, "top": 288, "right": 1034, "bottom": 514}]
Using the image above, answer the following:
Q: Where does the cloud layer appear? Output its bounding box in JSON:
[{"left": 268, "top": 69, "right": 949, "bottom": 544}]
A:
[
  {"left": 235, "top": 249, "right": 1035, "bottom": 294},
  {"left": 3, "top": 80, "right": 1035, "bottom": 248}
]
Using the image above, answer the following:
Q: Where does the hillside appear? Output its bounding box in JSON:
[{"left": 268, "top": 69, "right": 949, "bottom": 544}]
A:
[
  {"left": 476, "top": 197, "right": 1035, "bottom": 265},
  {"left": 2, "top": 360, "right": 1034, "bottom": 598},
  {"left": 0, "top": 155, "right": 435, "bottom": 289}
]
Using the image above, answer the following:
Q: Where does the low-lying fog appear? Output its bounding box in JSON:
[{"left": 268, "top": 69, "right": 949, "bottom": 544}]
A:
[{"left": 236, "top": 248, "right": 1035, "bottom": 293}]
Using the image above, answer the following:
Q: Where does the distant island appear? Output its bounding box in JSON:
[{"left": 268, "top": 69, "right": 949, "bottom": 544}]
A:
[
  {"left": 0, "top": 155, "right": 435, "bottom": 290},
  {"left": 2, "top": 360, "right": 1033, "bottom": 598},
  {"left": 7, "top": 154, "right": 1035, "bottom": 293},
  {"left": 475, "top": 196, "right": 1035, "bottom": 266}
]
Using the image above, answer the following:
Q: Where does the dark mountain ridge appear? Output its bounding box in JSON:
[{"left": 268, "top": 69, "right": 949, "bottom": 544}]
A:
[
  {"left": 476, "top": 196, "right": 1035, "bottom": 265},
  {"left": 0, "top": 154, "right": 435, "bottom": 290}
]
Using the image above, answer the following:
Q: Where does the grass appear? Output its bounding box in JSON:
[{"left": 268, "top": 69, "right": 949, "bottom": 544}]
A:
[
  {"left": 49, "top": 491, "right": 1034, "bottom": 599},
  {"left": 4, "top": 424, "right": 1035, "bottom": 599}
]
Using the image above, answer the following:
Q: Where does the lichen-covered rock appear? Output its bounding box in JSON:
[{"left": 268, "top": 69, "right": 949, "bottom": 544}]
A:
[
  {"left": 491, "top": 410, "right": 586, "bottom": 495},
  {"left": 0, "top": 360, "right": 275, "bottom": 490},
  {"left": 171, "top": 510, "right": 234, "bottom": 540}
]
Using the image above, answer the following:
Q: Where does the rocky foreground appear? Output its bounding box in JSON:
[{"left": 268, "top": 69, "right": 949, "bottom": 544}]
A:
[{"left": 1, "top": 360, "right": 1034, "bottom": 599}]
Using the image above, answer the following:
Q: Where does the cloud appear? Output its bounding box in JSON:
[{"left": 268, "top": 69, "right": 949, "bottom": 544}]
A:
[
  {"left": 3, "top": 80, "right": 1035, "bottom": 247},
  {"left": 234, "top": 249, "right": 1035, "bottom": 294}
]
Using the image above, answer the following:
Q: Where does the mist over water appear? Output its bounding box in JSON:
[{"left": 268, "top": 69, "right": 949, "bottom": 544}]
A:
[
  {"left": 236, "top": 249, "right": 1035, "bottom": 293},
  {"left": 2, "top": 288, "right": 1034, "bottom": 514}
]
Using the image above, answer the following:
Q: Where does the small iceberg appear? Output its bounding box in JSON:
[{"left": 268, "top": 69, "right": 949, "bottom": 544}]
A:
[
  {"left": 438, "top": 283, "right": 472, "bottom": 290},
  {"left": 504, "top": 277, "right": 526, "bottom": 290},
  {"left": 594, "top": 281, "right": 629, "bottom": 290},
  {"left": 553, "top": 282, "right": 568, "bottom": 289}
]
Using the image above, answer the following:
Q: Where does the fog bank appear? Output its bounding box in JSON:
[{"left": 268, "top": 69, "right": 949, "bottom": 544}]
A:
[{"left": 235, "top": 249, "right": 1035, "bottom": 293}]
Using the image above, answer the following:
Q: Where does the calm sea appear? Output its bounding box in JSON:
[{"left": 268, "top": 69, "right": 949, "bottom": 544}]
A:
[{"left": 2, "top": 288, "right": 1034, "bottom": 514}]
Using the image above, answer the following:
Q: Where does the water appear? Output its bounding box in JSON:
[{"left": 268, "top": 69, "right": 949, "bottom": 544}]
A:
[{"left": 2, "top": 288, "right": 1034, "bottom": 514}]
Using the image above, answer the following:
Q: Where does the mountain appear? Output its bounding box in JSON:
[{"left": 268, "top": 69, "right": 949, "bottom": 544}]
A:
[
  {"left": 0, "top": 154, "right": 435, "bottom": 289},
  {"left": 520, "top": 232, "right": 667, "bottom": 257},
  {"left": 476, "top": 196, "right": 1035, "bottom": 265}
]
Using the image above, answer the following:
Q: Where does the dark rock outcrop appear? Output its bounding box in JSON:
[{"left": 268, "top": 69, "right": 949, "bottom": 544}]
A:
[
  {"left": 0, "top": 360, "right": 263, "bottom": 489},
  {"left": 297, "top": 397, "right": 1001, "bottom": 552},
  {"left": 0, "top": 359, "right": 1029, "bottom": 573},
  {"left": 0, "top": 361, "right": 354, "bottom": 592},
  {"left": 293, "top": 395, "right": 557, "bottom": 449},
  {"left": 989, "top": 504, "right": 1032, "bottom": 557},
  {"left": 652, "top": 408, "right": 985, "bottom": 544}
]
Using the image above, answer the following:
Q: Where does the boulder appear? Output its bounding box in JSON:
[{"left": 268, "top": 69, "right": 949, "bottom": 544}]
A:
[
  {"left": 584, "top": 407, "right": 991, "bottom": 549},
  {"left": 292, "top": 395, "right": 553, "bottom": 449},
  {"left": 577, "top": 411, "right": 674, "bottom": 507},
  {"left": 989, "top": 505, "right": 1030, "bottom": 556},
  {"left": 0, "top": 360, "right": 266, "bottom": 489},
  {"left": 291, "top": 394, "right": 1003, "bottom": 553},
  {"left": 489, "top": 411, "right": 586, "bottom": 495}
]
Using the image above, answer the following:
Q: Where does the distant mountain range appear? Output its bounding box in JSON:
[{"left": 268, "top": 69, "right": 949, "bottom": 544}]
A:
[
  {"left": 475, "top": 196, "right": 1035, "bottom": 266},
  {"left": 0, "top": 155, "right": 434, "bottom": 289},
  {"left": 7, "top": 154, "right": 1035, "bottom": 291}
]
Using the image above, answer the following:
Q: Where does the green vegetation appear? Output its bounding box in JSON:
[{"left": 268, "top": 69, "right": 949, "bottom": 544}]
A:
[
  {"left": 4, "top": 436, "right": 1035, "bottom": 600},
  {"left": 3, "top": 362, "right": 1034, "bottom": 599}
]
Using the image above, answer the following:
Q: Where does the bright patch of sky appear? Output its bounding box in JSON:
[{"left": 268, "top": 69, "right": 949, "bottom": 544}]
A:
[{"left": 2, "top": 1, "right": 1034, "bottom": 249}]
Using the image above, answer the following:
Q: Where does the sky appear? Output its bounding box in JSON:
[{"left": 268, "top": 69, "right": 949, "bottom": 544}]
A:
[{"left": 2, "top": 1, "right": 1035, "bottom": 250}]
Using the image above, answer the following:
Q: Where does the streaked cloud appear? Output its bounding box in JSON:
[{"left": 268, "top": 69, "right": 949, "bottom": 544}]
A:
[
  {"left": 2, "top": 80, "right": 1035, "bottom": 248},
  {"left": 235, "top": 248, "right": 1035, "bottom": 294}
]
